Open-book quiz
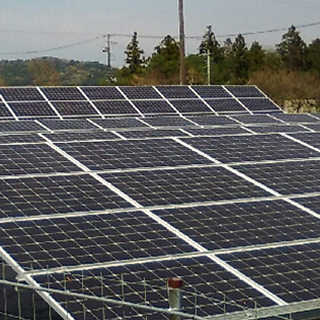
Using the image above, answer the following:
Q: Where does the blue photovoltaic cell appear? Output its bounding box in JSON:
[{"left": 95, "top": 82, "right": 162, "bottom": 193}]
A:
[
  {"left": 9, "top": 102, "right": 57, "bottom": 118},
  {"left": 235, "top": 160, "right": 320, "bottom": 195},
  {"left": 0, "top": 134, "right": 43, "bottom": 144},
  {"left": 293, "top": 195, "right": 320, "bottom": 213},
  {"left": 142, "top": 116, "right": 194, "bottom": 127},
  {"left": 119, "top": 86, "right": 162, "bottom": 99},
  {"left": 239, "top": 98, "right": 281, "bottom": 112},
  {"left": 40, "top": 87, "right": 86, "bottom": 101},
  {"left": 220, "top": 243, "right": 320, "bottom": 303},
  {"left": 0, "top": 87, "right": 45, "bottom": 101},
  {"left": 272, "top": 113, "right": 319, "bottom": 123},
  {"left": 43, "top": 131, "right": 117, "bottom": 142},
  {"left": 51, "top": 101, "right": 99, "bottom": 116},
  {"left": 0, "top": 143, "right": 80, "bottom": 175},
  {"left": 289, "top": 132, "right": 320, "bottom": 149},
  {"left": 187, "top": 115, "right": 238, "bottom": 126},
  {"left": 156, "top": 86, "right": 197, "bottom": 99},
  {"left": 191, "top": 86, "right": 231, "bottom": 98},
  {"left": 183, "top": 134, "right": 319, "bottom": 163},
  {"left": 0, "top": 103, "right": 14, "bottom": 117},
  {"left": 93, "top": 100, "right": 139, "bottom": 115},
  {"left": 57, "top": 139, "right": 212, "bottom": 170},
  {"left": 302, "top": 123, "right": 320, "bottom": 132},
  {"left": 120, "top": 129, "right": 187, "bottom": 139},
  {"left": 0, "top": 121, "right": 45, "bottom": 132},
  {"left": 34, "top": 257, "right": 274, "bottom": 320},
  {"left": 92, "top": 118, "right": 148, "bottom": 129},
  {"left": 229, "top": 114, "right": 282, "bottom": 125},
  {"left": 205, "top": 99, "right": 247, "bottom": 113},
  {"left": 39, "top": 119, "right": 97, "bottom": 130},
  {"left": 0, "top": 174, "right": 132, "bottom": 218},
  {"left": 169, "top": 99, "right": 212, "bottom": 113},
  {"left": 132, "top": 100, "right": 175, "bottom": 114},
  {"left": 186, "top": 127, "right": 248, "bottom": 136},
  {"left": 154, "top": 200, "right": 320, "bottom": 250},
  {"left": 0, "top": 211, "right": 194, "bottom": 269},
  {"left": 248, "top": 125, "right": 309, "bottom": 134},
  {"left": 80, "top": 86, "right": 125, "bottom": 100},
  {"left": 101, "top": 166, "right": 270, "bottom": 206},
  {"left": 225, "top": 86, "right": 265, "bottom": 97}
]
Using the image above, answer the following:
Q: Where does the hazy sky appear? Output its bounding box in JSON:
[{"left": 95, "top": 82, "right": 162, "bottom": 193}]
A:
[{"left": 0, "top": 0, "right": 320, "bottom": 66}]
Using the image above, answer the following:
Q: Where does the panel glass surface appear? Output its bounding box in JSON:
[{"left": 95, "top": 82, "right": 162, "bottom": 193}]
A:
[
  {"left": 0, "top": 211, "right": 194, "bottom": 269},
  {"left": 92, "top": 118, "right": 148, "bottom": 129},
  {"left": 0, "top": 134, "right": 44, "bottom": 144},
  {"left": 154, "top": 200, "right": 320, "bottom": 250},
  {"left": 156, "top": 86, "right": 197, "bottom": 98},
  {"left": 0, "top": 121, "right": 46, "bottom": 132},
  {"left": 51, "top": 101, "right": 99, "bottom": 116},
  {"left": 239, "top": 98, "right": 280, "bottom": 112},
  {"left": 289, "top": 132, "right": 320, "bottom": 149},
  {"left": 220, "top": 243, "right": 320, "bottom": 303},
  {"left": 43, "top": 131, "right": 117, "bottom": 142},
  {"left": 230, "top": 114, "right": 282, "bottom": 124},
  {"left": 119, "top": 86, "right": 162, "bottom": 99},
  {"left": 40, "top": 119, "right": 97, "bottom": 130},
  {"left": 9, "top": 102, "right": 58, "bottom": 117},
  {"left": 132, "top": 100, "right": 175, "bottom": 114},
  {"left": 183, "top": 134, "right": 320, "bottom": 163},
  {"left": 57, "top": 139, "right": 212, "bottom": 170},
  {"left": 186, "top": 127, "right": 249, "bottom": 136},
  {"left": 302, "top": 123, "right": 320, "bottom": 131},
  {"left": 101, "top": 166, "right": 270, "bottom": 206},
  {"left": 0, "top": 88, "right": 45, "bottom": 101},
  {"left": 169, "top": 99, "right": 212, "bottom": 113},
  {"left": 186, "top": 115, "right": 238, "bottom": 126},
  {"left": 34, "top": 257, "right": 274, "bottom": 320},
  {"left": 93, "top": 100, "right": 139, "bottom": 115},
  {"left": 191, "top": 85, "right": 231, "bottom": 98},
  {"left": 40, "top": 87, "right": 85, "bottom": 100},
  {"left": 272, "top": 114, "right": 319, "bottom": 123},
  {"left": 234, "top": 160, "right": 320, "bottom": 195},
  {"left": 80, "top": 86, "right": 125, "bottom": 100},
  {"left": 225, "top": 86, "right": 265, "bottom": 97},
  {"left": 205, "top": 99, "right": 248, "bottom": 113},
  {"left": 142, "top": 116, "right": 194, "bottom": 127},
  {"left": 120, "top": 129, "right": 187, "bottom": 139},
  {"left": 0, "top": 174, "right": 132, "bottom": 218},
  {"left": 0, "top": 143, "right": 80, "bottom": 175},
  {"left": 0, "top": 103, "right": 14, "bottom": 117},
  {"left": 248, "top": 125, "right": 308, "bottom": 134},
  {"left": 293, "top": 195, "right": 320, "bottom": 214}
]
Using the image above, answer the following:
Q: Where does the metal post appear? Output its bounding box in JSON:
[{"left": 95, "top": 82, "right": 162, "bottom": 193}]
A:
[
  {"left": 121, "top": 274, "right": 126, "bottom": 320},
  {"left": 2, "top": 262, "right": 8, "bottom": 320},
  {"left": 167, "top": 277, "right": 183, "bottom": 320},
  {"left": 207, "top": 48, "right": 211, "bottom": 85},
  {"left": 100, "top": 272, "right": 106, "bottom": 320},
  {"left": 82, "top": 271, "right": 86, "bottom": 320},
  {"left": 178, "top": 0, "right": 187, "bottom": 85},
  {"left": 17, "top": 285, "right": 22, "bottom": 320},
  {"left": 47, "top": 266, "right": 52, "bottom": 320},
  {"left": 143, "top": 278, "right": 147, "bottom": 320}
]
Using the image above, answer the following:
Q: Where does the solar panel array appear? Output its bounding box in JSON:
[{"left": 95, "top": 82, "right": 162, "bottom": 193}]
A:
[{"left": 1, "top": 85, "right": 320, "bottom": 320}]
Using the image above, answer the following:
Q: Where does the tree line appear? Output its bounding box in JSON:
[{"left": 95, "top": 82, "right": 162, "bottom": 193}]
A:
[{"left": 116, "top": 25, "right": 320, "bottom": 105}]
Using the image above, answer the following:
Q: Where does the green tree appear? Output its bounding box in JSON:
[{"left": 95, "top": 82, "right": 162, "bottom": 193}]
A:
[
  {"left": 147, "top": 35, "right": 180, "bottom": 83},
  {"left": 199, "top": 25, "right": 223, "bottom": 63},
  {"left": 247, "top": 41, "right": 265, "bottom": 74},
  {"left": 27, "top": 59, "right": 61, "bottom": 86},
  {"left": 230, "top": 34, "right": 249, "bottom": 83},
  {"left": 306, "top": 38, "right": 320, "bottom": 75},
  {"left": 125, "top": 32, "right": 145, "bottom": 74},
  {"left": 276, "top": 25, "right": 307, "bottom": 70}
]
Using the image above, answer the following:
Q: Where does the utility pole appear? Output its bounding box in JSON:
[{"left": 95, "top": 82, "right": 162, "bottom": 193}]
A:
[
  {"left": 102, "top": 34, "right": 111, "bottom": 68},
  {"left": 178, "top": 0, "right": 187, "bottom": 85},
  {"left": 207, "top": 48, "right": 211, "bottom": 85}
]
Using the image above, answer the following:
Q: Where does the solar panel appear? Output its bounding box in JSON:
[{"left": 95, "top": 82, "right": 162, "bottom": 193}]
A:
[
  {"left": 101, "top": 166, "right": 270, "bottom": 206},
  {"left": 220, "top": 243, "right": 320, "bottom": 303},
  {"left": 0, "top": 103, "right": 15, "bottom": 117},
  {"left": 132, "top": 100, "right": 175, "bottom": 114},
  {"left": 156, "top": 86, "right": 197, "bottom": 98},
  {"left": 0, "top": 174, "right": 132, "bottom": 219},
  {"left": 93, "top": 100, "right": 139, "bottom": 115},
  {"left": 225, "top": 85, "right": 265, "bottom": 97},
  {"left": 80, "top": 86, "right": 125, "bottom": 100},
  {"left": 51, "top": 101, "right": 99, "bottom": 117},
  {"left": 168, "top": 99, "right": 212, "bottom": 113},
  {"left": 142, "top": 116, "right": 194, "bottom": 127},
  {"left": 191, "top": 85, "right": 231, "bottom": 98},
  {"left": 239, "top": 98, "right": 281, "bottom": 113},
  {"left": 154, "top": 200, "right": 320, "bottom": 249},
  {"left": 0, "top": 87, "right": 45, "bottom": 101},
  {"left": 40, "top": 87, "right": 86, "bottom": 101},
  {"left": 205, "top": 99, "right": 248, "bottom": 113},
  {"left": 40, "top": 119, "right": 97, "bottom": 131},
  {"left": 183, "top": 134, "right": 319, "bottom": 163},
  {"left": 119, "top": 86, "right": 162, "bottom": 99},
  {"left": 3, "top": 85, "right": 320, "bottom": 320},
  {"left": 0, "top": 143, "right": 80, "bottom": 175},
  {"left": 0, "top": 211, "right": 194, "bottom": 269},
  {"left": 56, "top": 139, "right": 212, "bottom": 170},
  {"left": 235, "top": 160, "right": 320, "bottom": 195},
  {"left": 0, "top": 121, "right": 46, "bottom": 132},
  {"left": 302, "top": 123, "right": 320, "bottom": 131},
  {"left": 8, "top": 102, "right": 58, "bottom": 118}
]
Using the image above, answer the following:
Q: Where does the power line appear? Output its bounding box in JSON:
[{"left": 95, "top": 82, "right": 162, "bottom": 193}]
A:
[{"left": 0, "top": 36, "right": 102, "bottom": 55}]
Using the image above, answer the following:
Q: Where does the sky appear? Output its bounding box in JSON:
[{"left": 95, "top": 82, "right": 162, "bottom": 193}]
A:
[{"left": 0, "top": 0, "right": 320, "bottom": 67}]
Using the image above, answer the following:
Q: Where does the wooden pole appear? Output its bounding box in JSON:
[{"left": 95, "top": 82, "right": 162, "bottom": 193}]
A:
[{"left": 178, "top": 0, "right": 187, "bottom": 85}]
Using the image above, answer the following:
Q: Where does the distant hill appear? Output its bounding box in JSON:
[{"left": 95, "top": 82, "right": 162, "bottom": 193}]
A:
[{"left": 0, "top": 57, "right": 112, "bottom": 86}]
